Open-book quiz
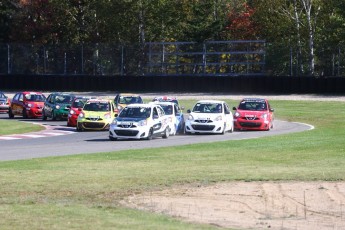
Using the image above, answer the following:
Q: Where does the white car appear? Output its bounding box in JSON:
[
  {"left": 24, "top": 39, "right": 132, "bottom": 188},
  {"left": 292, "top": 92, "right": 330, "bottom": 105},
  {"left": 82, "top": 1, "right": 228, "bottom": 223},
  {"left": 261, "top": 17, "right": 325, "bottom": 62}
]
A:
[
  {"left": 109, "top": 103, "right": 170, "bottom": 140},
  {"left": 185, "top": 100, "right": 234, "bottom": 134},
  {"left": 150, "top": 101, "right": 185, "bottom": 135}
]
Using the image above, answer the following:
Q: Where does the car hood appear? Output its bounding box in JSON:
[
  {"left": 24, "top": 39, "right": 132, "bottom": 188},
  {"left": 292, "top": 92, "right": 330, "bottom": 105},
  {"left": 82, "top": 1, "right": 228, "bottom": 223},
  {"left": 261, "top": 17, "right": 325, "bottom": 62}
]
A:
[
  {"left": 116, "top": 117, "right": 146, "bottom": 122},
  {"left": 191, "top": 112, "right": 222, "bottom": 120},
  {"left": 236, "top": 110, "right": 267, "bottom": 117},
  {"left": 29, "top": 102, "right": 44, "bottom": 106},
  {"left": 83, "top": 111, "right": 110, "bottom": 117}
]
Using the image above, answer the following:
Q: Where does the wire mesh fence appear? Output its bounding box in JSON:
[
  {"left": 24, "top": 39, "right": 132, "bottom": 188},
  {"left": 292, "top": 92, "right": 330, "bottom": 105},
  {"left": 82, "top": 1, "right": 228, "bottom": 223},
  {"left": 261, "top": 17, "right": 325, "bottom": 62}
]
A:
[{"left": 0, "top": 41, "right": 344, "bottom": 76}]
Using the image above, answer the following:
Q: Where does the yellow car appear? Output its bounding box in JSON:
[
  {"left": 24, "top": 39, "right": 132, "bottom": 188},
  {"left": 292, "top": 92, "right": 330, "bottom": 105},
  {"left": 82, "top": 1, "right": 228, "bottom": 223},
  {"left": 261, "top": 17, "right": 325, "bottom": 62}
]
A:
[
  {"left": 114, "top": 93, "right": 143, "bottom": 114},
  {"left": 77, "top": 98, "right": 116, "bottom": 131}
]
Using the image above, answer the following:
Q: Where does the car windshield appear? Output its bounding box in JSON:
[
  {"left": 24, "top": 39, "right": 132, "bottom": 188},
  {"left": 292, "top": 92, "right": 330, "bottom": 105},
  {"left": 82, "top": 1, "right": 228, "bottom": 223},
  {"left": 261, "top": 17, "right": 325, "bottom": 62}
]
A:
[
  {"left": 83, "top": 102, "right": 110, "bottom": 111},
  {"left": 192, "top": 103, "right": 222, "bottom": 113},
  {"left": 119, "top": 96, "right": 143, "bottom": 104},
  {"left": 25, "top": 94, "right": 46, "bottom": 102},
  {"left": 119, "top": 107, "right": 150, "bottom": 118},
  {"left": 0, "top": 92, "right": 5, "bottom": 98},
  {"left": 72, "top": 99, "right": 88, "bottom": 108},
  {"left": 238, "top": 101, "right": 267, "bottom": 111},
  {"left": 56, "top": 95, "right": 73, "bottom": 103},
  {"left": 160, "top": 104, "right": 173, "bottom": 115}
]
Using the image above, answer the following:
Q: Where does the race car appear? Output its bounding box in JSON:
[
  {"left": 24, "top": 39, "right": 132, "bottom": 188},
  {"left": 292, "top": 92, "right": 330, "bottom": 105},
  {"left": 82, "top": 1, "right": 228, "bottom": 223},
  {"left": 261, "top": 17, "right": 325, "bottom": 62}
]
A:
[
  {"left": 77, "top": 98, "right": 116, "bottom": 131},
  {"left": 150, "top": 101, "right": 184, "bottom": 135},
  {"left": 114, "top": 93, "right": 143, "bottom": 114},
  {"left": 9, "top": 91, "right": 46, "bottom": 119},
  {"left": 109, "top": 103, "right": 170, "bottom": 140},
  {"left": 67, "top": 96, "right": 93, "bottom": 127},
  {"left": 232, "top": 98, "right": 274, "bottom": 131},
  {"left": 42, "top": 92, "right": 76, "bottom": 121},
  {"left": 185, "top": 100, "right": 234, "bottom": 134},
  {"left": 0, "top": 91, "right": 11, "bottom": 113}
]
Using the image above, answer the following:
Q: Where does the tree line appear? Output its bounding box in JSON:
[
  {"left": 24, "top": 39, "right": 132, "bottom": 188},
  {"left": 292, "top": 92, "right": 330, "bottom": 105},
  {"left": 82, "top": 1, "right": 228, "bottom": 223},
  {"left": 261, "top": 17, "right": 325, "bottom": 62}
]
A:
[{"left": 1, "top": 0, "right": 345, "bottom": 76}]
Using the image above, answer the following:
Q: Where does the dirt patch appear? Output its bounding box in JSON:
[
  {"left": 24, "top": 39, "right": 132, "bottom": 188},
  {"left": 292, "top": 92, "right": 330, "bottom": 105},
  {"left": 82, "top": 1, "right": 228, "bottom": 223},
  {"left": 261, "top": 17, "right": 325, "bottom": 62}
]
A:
[{"left": 121, "top": 182, "right": 345, "bottom": 230}]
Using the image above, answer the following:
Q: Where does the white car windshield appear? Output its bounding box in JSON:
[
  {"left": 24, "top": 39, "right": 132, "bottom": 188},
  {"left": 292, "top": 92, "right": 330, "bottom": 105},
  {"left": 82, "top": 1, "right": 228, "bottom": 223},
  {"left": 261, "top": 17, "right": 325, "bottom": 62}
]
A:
[
  {"left": 192, "top": 103, "right": 222, "bottom": 113},
  {"left": 119, "top": 107, "right": 150, "bottom": 118}
]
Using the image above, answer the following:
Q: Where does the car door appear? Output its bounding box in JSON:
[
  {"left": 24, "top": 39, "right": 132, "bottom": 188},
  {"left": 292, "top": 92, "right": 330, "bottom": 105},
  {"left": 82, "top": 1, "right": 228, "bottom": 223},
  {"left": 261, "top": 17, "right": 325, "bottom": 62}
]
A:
[
  {"left": 44, "top": 94, "right": 54, "bottom": 117},
  {"left": 11, "top": 93, "right": 20, "bottom": 115},
  {"left": 223, "top": 103, "right": 233, "bottom": 129}
]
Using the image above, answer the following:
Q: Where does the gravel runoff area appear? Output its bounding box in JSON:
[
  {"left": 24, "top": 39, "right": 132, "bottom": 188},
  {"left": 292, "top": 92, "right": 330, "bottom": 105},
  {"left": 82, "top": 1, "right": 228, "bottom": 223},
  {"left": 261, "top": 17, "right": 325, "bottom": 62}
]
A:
[{"left": 5, "top": 91, "right": 345, "bottom": 229}]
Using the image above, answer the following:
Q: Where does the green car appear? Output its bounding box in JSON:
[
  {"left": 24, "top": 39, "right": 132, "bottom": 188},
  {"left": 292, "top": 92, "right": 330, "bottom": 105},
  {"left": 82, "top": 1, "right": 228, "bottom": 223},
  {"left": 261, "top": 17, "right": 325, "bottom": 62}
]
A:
[{"left": 42, "top": 92, "right": 76, "bottom": 121}]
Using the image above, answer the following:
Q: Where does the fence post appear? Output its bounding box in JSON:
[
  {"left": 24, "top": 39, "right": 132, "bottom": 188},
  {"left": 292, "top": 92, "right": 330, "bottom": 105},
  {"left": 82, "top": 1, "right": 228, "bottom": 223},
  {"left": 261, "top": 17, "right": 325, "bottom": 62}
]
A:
[
  {"left": 7, "top": 44, "right": 11, "bottom": 74},
  {"left": 120, "top": 45, "right": 124, "bottom": 76}
]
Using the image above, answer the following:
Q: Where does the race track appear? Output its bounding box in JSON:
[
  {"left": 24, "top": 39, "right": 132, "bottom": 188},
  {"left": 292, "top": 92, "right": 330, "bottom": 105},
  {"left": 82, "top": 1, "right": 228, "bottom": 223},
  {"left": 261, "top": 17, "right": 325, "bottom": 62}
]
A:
[{"left": 0, "top": 113, "right": 313, "bottom": 161}]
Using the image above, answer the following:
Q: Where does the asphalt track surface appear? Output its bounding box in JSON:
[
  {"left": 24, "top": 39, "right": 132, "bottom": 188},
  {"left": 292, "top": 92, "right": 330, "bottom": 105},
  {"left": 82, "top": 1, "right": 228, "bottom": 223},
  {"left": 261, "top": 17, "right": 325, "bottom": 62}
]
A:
[{"left": 0, "top": 112, "right": 313, "bottom": 161}]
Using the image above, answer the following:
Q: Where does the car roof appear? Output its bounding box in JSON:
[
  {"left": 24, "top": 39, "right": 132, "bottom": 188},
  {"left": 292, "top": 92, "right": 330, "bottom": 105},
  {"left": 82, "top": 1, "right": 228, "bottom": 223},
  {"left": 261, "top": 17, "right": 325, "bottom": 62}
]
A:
[
  {"left": 126, "top": 103, "right": 158, "bottom": 108},
  {"left": 22, "top": 91, "right": 44, "bottom": 95},
  {"left": 241, "top": 98, "right": 267, "bottom": 103},
  {"left": 195, "top": 100, "right": 225, "bottom": 104},
  {"left": 117, "top": 93, "right": 141, "bottom": 97},
  {"left": 86, "top": 98, "right": 112, "bottom": 103},
  {"left": 150, "top": 101, "right": 176, "bottom": 106}
]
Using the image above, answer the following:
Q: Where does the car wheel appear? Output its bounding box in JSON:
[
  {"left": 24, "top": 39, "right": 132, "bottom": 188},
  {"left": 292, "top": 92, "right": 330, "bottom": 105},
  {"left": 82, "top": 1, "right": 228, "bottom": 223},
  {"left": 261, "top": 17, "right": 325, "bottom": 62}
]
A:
[
  {"left": 146, "top": 128, "right": 153, "bottom": 140},
  {"left": 22, "top": 109, "right": 28, "bottom": 119},
  {"left": 42, "top": 110, "right": 47, "bottom": 121},
  {"left": 229, "top": 124, "right": 234, "bottom": 133},
  {"left": 52, "top": 111, "right": 56, "bottom": 121},
  {"left": 221, "top": 123, "right": 226, "bottom": 134},
  {"left": 109, "top": 136, "right": 117, "bottom": 141},
  {"left": 8, "top": 108, "right": 14, "bottom": 119},
  {"left": 162, "top": 127, "right": 170, "bottom": 139}
]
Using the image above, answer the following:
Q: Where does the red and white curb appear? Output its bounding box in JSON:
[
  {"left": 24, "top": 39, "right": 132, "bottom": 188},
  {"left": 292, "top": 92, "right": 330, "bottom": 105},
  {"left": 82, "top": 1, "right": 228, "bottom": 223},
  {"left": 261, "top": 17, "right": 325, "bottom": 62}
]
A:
[{"left": 0, "top": 123, "right": 76, "bottom": 141}]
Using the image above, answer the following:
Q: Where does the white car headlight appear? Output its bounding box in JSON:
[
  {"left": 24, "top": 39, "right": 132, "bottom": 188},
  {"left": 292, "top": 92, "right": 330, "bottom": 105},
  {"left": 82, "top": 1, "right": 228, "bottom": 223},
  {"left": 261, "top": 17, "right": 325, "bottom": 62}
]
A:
[
  {"left": 111, "top": 119, "right": 117, "bottom": 125},
  {"left": 138, "top": 119, "right": 147, "bottom": 126},
  {"left": 55, "top": 105, "right": 60, "bottom": 109},
  {"left": 215, "top": 115, "right": 223, "bottom": 121},
  {"left": 26, "top": 103, "right": 32, "bottom": 108},
  {"left": 69, "top": 110, "right": 75, "bottom": 115},
  {"left": 187, "top": 114, "right": 194, "bottom": 120},
  {"left": 78, "top": 113, "right": 84, "bottom": 118}
]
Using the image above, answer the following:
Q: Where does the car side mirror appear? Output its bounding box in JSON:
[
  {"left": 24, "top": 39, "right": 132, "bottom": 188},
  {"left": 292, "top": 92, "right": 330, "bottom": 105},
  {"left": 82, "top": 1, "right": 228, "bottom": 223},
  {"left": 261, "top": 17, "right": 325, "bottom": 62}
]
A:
[
  {"left": 232, "top": 107, "right": 237, "bottom": 110},
  {"left": 187, "top": 109, "right": 191, "bottom": 113},
  {"left": 115, "top": 114, "right": 118, "bottom": 117},
  {"left": 78, "top": 108, "right": 82, "bottom": 111},
  {"left": 270, "top": 108, "right": 274, "bottom": 112},
  {"left": 180, "top": 106, "right": 185, "bottom": 110}
]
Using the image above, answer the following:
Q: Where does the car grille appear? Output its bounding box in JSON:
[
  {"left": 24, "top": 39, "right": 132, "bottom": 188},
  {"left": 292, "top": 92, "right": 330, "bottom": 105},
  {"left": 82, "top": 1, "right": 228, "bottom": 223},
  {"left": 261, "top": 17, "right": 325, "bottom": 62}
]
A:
[
  {"left": 192, "top": 125, "right": 215, "bottom": 131},
  {"left": 118, "top": 124, "right": 137, "bottom": 128},
  {"left": 86, "top": 117, "right": 103, "bottom": 121},
  {"left": 115, "top": 130, "right": 139, "bottom": 136},
  {"left": 82, "top": 122, "right": 105, "bottom": 129},
  {"left": 242, "top": 116, "right": 259, "bottom": 121},
  {"left": 195, "top": 119, "right": 212, "bottom": 123},
  {"left": 239, "top": 122, "right": 262, "bottom": 127}
]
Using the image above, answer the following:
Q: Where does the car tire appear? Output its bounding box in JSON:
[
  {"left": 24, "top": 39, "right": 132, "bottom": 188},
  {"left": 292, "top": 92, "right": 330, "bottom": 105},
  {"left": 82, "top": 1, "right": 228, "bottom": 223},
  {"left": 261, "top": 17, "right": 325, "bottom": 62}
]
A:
[
  {"left": 109, "top": 136, "right": 117, "bottom": 141},
  {"left": 42, "top": 110, "right": 47, "bottom": 121},
  {"left": 162, "top": 127, "right": 170, "bottom": 139},
  {"left": 52, "top": 111, "right": 56, "bottom": 121},
  {"left": 229, "top": 124, "right": 234, "bottom": 133},
  {"left": 8, "top": 108, "right": 14, "bottom": 119},
  {"left": 22, "top": 109, "right": 28, "bottom": 119},
  {"left": 146, "top": 128, "right": 153, "bottom": 140},
  {"left": 221, "top": 123, "right": 226, "bottom": 134}
]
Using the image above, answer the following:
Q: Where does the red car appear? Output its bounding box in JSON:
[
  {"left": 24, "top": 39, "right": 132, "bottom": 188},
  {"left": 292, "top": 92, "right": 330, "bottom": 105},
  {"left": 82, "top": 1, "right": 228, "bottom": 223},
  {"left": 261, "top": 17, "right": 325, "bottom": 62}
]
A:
[
  {"left": 67, "top": 97, "right": 92, "bottom": 127},
  {"left": 9, "top": 91, "right": 46, "bottom": 119},
  {"left": 233, "top": 98, "right": 274, "bottom": 131}
]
